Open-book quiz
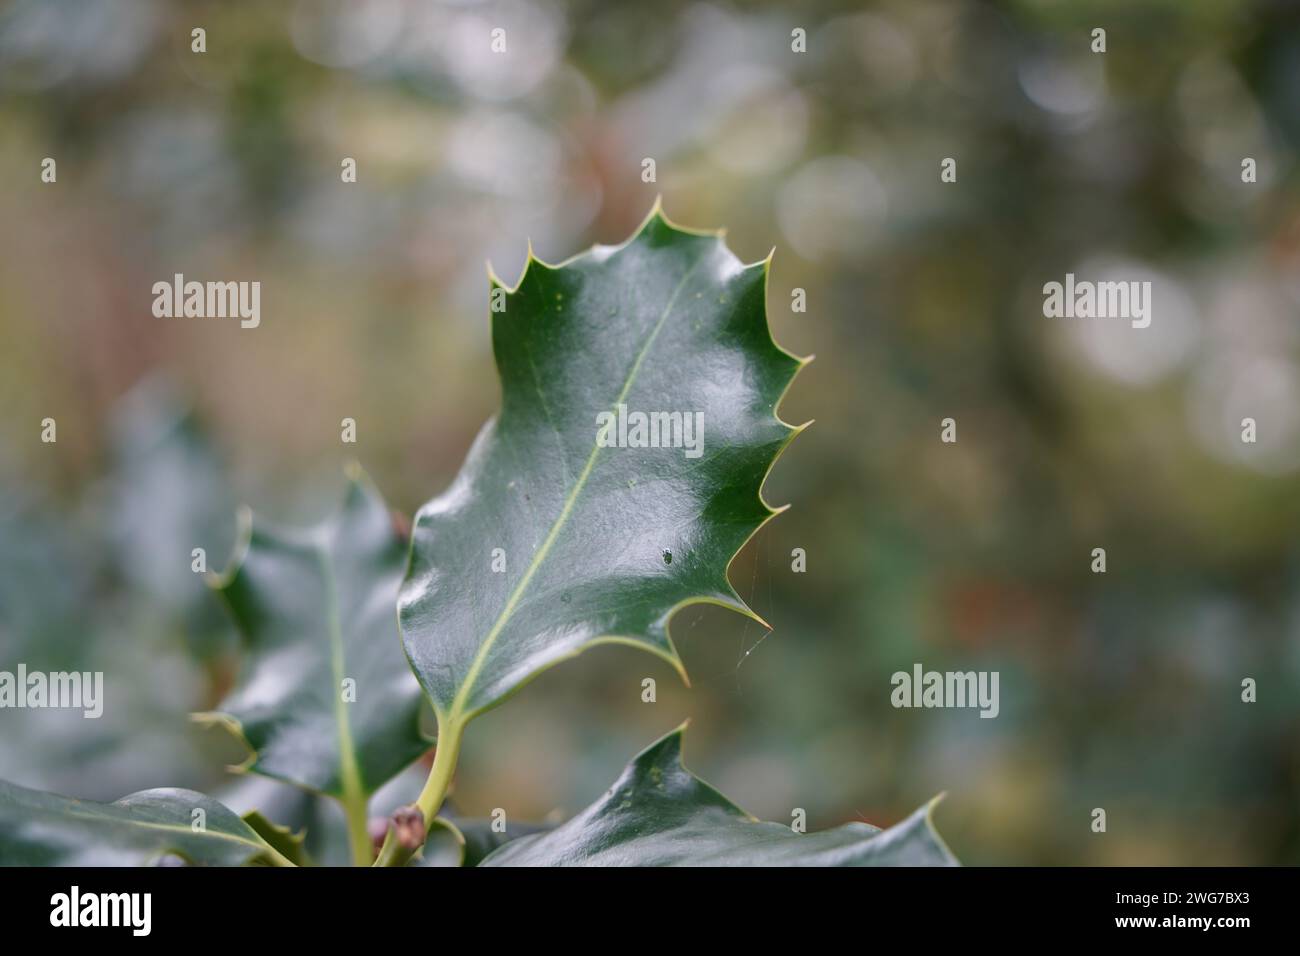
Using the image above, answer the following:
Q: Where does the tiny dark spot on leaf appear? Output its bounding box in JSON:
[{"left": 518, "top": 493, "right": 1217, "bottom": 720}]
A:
[
  {"left": 662, "top": 549, "right": 672, "bottom": 564},
  {"left": 561, "top": 592, "right": 571, "bottom": 604}
]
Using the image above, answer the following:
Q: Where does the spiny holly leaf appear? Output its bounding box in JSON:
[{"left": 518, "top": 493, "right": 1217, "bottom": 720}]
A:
[
  {"left": 401, "top": 203, "right": 807, "bottom": 729},
  {"left": 216, "top": 773, "right": 351, "bottom": 866},
  {"left": 0, "top": 778, "right": 291, "bottom": 866},
  {"left": 480, "top": 726, "right": 957, "bottom": 866},
  {"left": 195, "top": 465, "right": 430, "bottom": 801},
  {"left": 242, "top": 810, "right": 313, "bottom": 867}
]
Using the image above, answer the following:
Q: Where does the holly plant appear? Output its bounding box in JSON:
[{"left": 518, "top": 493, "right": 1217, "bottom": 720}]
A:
[{"left": 0, "top": 205, "right": 956, "bottom": 867}]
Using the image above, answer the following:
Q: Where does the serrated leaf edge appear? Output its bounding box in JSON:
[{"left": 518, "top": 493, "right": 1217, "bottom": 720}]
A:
[
  {"left": 193, "top": 464, "right": 418, "bottom": 809},
  {"left": 418, "top": 202, "right": 812, "bottom": 725}
]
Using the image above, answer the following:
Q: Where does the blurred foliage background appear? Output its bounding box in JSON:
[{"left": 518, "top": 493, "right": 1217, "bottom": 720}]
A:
[{"left": 2, "top": 0, "right": 1300, "bottom": 865}]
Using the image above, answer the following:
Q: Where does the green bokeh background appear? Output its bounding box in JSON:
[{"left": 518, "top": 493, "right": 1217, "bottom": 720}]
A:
[{"left": 2, "top": 0, "right": 1299, "bottom": 865}]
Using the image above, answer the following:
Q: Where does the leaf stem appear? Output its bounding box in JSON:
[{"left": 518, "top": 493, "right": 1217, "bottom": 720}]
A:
[
  {"left": 373, "top": 716, "right": 464, "bottom": 866},
  {"left": 342, "top": 786, "right": 373, "bottom": 867},
  {"left": 317, "top": 543, "right": 373, "bottom": 866},
  {"left": 416, "top": 718, "right": 463, "bottom": 820}
]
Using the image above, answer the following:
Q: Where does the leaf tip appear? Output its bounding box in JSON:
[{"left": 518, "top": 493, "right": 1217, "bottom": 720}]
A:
[
  {"left": 209, "top": 505, "right": 254, "bottom": 591},
  {"left": 921, "top": 792, "right": 961, "bottom": 863},
  {"left": 649, "top": 634, "right": 692, "bottom": 689},
  {"left": 487, "top": 249, "right": 534, "bottom": 294},
  {"left": 733, "top": 596, "right": 773, "bottom": 632},
  {"left": 639, "top": 197, "right": 726, "bottom": 240},
  {"left": 190, "top": 711, "right": 257, "bottom": 776}
]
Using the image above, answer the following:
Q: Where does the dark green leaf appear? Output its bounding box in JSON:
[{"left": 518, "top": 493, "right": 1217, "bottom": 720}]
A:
[
  {"left": 0, "top": 778, "right": 290, "bottom": 866},
  {"left": 242, "top": 810, "right": 313, "bottom": 867},
  {"left": 479, "top": 726, "right": 957, "bottom": 866},
  {"left": 195, "top": 465, "right": 430, "bottom": 800},
  {"left": 217, "top": 773, "right": 353, "bottom": 866},
  {"left": 401, "top": 205, "right": 806, "bottom": 734}
]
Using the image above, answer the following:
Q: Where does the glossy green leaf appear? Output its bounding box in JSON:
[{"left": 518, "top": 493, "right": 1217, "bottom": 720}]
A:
[
  {"left": 217, "top": 773, "right": 352, "bottom": 867},
  {"left": 195, "top": 466, "right": 430, "bottom": 802},
  {"left": 480, "top": 726, "right": 958, "bottom": 866},
  {"left": 400, "top": 204, "right": 807, "bottom": 731},
  {"left": 0, "top": 778, "right": 290, "bottom": 866}
]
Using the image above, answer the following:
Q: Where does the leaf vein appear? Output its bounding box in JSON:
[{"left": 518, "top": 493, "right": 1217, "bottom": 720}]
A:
[{"left": 448, "top": 256, "right": 705, "bottom": 719}]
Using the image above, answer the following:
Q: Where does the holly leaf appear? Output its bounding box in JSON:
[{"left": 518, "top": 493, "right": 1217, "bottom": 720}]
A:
[
  {"left": 241, "top": 810, "right": 313, "bottom": 867},
  {"left": 479, "top": 726, "right": 956, "bottom": 866},
  {"left": 0, "top": 778, "right": 291, "bottom": 866},
  {"left": 195, "top": 465, "right": 430, "bottom": 802},
  {"left": 401, "top": 203, "right": 807, "bottom": 734}
]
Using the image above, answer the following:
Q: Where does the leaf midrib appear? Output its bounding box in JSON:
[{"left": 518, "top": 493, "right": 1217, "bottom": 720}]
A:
[
  {"left": 318, "top": 545, "right": 365, "bottom": 804},
  {"left": 447, "top": 256, "right": 704, "bottom": 722},
  {"left": 38, "top": 805, "right": 268, "bottom": 854}
]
